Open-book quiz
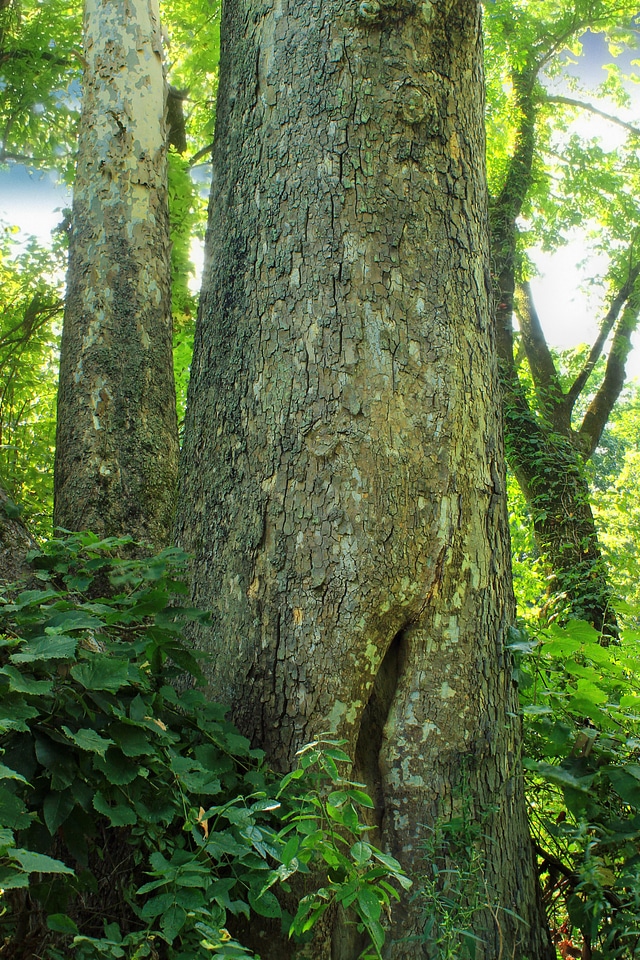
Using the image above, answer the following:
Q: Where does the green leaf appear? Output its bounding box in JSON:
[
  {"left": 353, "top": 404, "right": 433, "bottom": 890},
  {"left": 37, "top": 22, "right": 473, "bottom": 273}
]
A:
[
  {"left": 0, "top": 785, "right": 30, "bottom": 829},
  {"left": 47, "top": 914, "right": 80, "bottom": 935},
  {"left": 62, "top": 726, "right": 115, "bottom": 756},
  {"left": 10, "top": 634, "right": 77, "bottom": 663},
  {"left": 70, "top": 657, "right": 132, "bottom": 692},
  {"left": 0, "top": 665, "right": 53, "bottom": 696},
  {"left": 11, "top": 848, "right": 74, "bottom": 875},
  {"left": 44, "top": 610, "right": 104, "bottom": 631},
  {"left": 93, "top": 791, "right": 137, "bottom": 827},
  {"left": 44, "top": 789, "right": 75, "bottom": 834},
  {"left": 160, "top": 904, "right": 187, "bottom": 942},
  {"left": 350, "top": 841, "right": 373, "bottom": 865},
  {"left": 248, "top": 888, "right": 282, "bottom": 918},
  {"left": 0, "top": 762, "right": 29, "bottom": 784},
  {"left": 347, "top": 789, "right": 375, "bottom": 808},
  {"left": 0, "top": 866, "right": 29, "bottom": 889},
  {"left": 93, "top": 749, "right": 140, "bottom": 785},
  {"left": 109, "top": 722, "right": 152, "bottom": 757},
  {"left": 356, "top": 886, "right": 382, "bottom": 923}
]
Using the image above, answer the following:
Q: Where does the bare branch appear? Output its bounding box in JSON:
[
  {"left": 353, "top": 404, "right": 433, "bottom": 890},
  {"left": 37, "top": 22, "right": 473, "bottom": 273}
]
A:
[
  {"left": 579, "top": 290, "right": 640, "bottom": 457},
  {"left": 545, "top": 95, "right": 640, "bottom": 138},
  {"left": 564, "top": 260, "right": 640, "bottom": 415}
]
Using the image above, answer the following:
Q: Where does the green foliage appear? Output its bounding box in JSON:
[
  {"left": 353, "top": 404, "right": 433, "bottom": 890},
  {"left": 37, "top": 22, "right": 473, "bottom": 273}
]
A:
[
  {"left": 0, "top": 0, "right": 82, "bottom": 176},
  {"left": 0, "top": 227, "right": 64, "bottom": 536},
  {"left": 0, "top": 534, "right": 408, "bottom": 960},
  {"left": 161, "top": 0, "right": 221, "bottom": 158},
  {"left": 418, "top": 795, "right": 502, "bottom": 960},
  {"left": 510, "top": 616, "right": 640, "bottom": 957}
]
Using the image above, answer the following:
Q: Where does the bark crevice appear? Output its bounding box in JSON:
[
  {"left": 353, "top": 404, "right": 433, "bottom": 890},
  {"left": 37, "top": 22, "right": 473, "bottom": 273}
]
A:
[{"left": 354, "top": 627, "right": 405, "bottom": 834}]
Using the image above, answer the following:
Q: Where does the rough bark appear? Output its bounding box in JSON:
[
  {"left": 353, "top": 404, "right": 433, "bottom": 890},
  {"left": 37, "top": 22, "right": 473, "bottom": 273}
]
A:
[
  {"left": 54, "top": 0, "right": 178, "bottom": 548},
  {"left": 176, "top": 1, "right": 551, "bottom": 958}
]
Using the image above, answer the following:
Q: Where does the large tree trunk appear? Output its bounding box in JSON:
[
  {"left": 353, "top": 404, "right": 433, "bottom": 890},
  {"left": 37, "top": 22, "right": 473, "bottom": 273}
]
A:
[
  {"left": 176, "top": 1, "right": 552, "bottom": 957},
  {"left": 54, "top": 0, "right": 178, "bottom": 548}
]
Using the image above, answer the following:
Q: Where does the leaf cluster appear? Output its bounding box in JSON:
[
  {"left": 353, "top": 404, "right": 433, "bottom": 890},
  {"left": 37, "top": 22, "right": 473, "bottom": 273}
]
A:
[
  {"left": 510, "top": 616, "right": 640, "bottom": 956},
  {"left": 0, "top": 533, "right": 408, "bottom": 960},
  {"left": 0, "top": 227, "right": 64, "bottom": 536}
]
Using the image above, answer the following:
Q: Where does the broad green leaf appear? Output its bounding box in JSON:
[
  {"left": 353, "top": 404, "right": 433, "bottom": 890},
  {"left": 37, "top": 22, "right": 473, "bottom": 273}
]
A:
[
  {"left": 47, "top": 914, "right": 80, "bottom": 935},
  {"left": 11, "top": 848, "right": 74, "bottom": 875},
  {"left": 44, "top": 789, "right": 75, "bottom": 834},
  {"left": 10, "top": 634, "right": 77, "bottom": 663},
  {"left": 44, "top": 610, "right": 104, "bottom": 631},
  {"left": 160, "top": 904, "right": 187, "bottom": 942},
  {"left": 93, "top": 791, "right": 137, "bottom": 827},
  {"left": 0, "top": 785, "right": 30, "bottom": 829},
  {"left": 356, "top": 886, "right": 381, "bottom": 923},
  {"left": 0, "top": 762, "right": 28, "bottom": 784},
  {"left": 70, "top": 657, "right": 132, "bottom": 692},
  {"left": 350, "top": 841, "right": 373, "bottom": 865},
  {"left": 62, "top": 726, "right": 114, "bottom": 756},
  {"left": 0, "top": 665, "right": 53, "bottom": 696},
  {"left": 248, "top": 888, "right": 281, "bottom": 919}
]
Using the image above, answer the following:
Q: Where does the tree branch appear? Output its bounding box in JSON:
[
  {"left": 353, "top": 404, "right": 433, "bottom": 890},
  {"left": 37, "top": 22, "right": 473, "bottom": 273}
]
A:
[
  {"left": 515, "top": 281, "right": 566, "bottom": 425},
  {"left": 564, "top": 261, "right": 640, "bottom": 416},
  {"left": 579, "top": 289, "right": 640, "bottom": 456},
  {"left": 545, "top": 95, "right": 640, "bottom": 138}
]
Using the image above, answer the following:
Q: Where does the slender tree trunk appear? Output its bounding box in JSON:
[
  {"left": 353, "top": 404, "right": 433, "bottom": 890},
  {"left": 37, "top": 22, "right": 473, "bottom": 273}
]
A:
[
  {"left": 0, "top": 481, "right": 37, "bottom": 584},
  {"left": 176, "top": 1, "right": 552, "bottom": 957},
  {"left": 54, "top": 0, "right": 178, "bottom": 548}
]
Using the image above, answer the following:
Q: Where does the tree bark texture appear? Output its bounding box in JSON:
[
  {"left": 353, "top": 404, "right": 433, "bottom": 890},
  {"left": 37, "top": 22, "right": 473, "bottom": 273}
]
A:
[
  {"left": 176, "top": 1, "right": 552, "bottom": 957},
  {"left": 54, "top": 0, "right": 178, "bottom": 548}
]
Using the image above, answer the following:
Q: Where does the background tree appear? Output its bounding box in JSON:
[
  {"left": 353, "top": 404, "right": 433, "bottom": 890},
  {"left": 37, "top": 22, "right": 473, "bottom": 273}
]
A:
[
  {"left": 175, "top": 0, "right": 552, "bottom": 957},
  {"left": 485, "top": 0, "right": 640, "bottom": 629},
  {"left": 54, "top": 0, "right": 179, "bottom": 547}
]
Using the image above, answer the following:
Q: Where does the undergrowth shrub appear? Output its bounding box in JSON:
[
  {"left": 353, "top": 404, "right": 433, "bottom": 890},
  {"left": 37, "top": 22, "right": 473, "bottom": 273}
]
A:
[
  {"left": 510, "top": 617, "right": 640, "bottom": 959},
  {"left": 0, "top": 533, "right": 409, "bottom": 959}
]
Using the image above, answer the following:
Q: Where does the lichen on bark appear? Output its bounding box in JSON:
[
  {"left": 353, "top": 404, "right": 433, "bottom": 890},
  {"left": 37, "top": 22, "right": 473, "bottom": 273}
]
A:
[
  {"left": 176, "top": 0, "right": 552, "bottom": 956},
  {"left": 54, "top": 0, "right": 178, "bottom": 548}
]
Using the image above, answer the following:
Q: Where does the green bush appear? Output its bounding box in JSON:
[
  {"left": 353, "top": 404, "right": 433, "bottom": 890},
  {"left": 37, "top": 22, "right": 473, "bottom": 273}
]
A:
[
  {"left": 0, "top": 533, "right": 409, "bottom": 959},
  {"left": 510, "top": 617, "right": 640, "bottom": 958}
]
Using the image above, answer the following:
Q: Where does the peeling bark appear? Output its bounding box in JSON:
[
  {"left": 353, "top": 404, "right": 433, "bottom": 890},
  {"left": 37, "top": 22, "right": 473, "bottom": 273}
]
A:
[
  {"left": 176, "top": 0, "right": 551, "bottom": 957},
  {"left": 54, "top": 0, "right": 179, "bottom": 548}
]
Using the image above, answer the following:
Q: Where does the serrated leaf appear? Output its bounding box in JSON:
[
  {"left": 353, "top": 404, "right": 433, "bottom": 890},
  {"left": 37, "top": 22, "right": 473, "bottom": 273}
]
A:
[
  {"left": 62, "top": 726, "right": 114, "bottom": 756},
  {"left": 10, "top": 634, "right": 77, "bottom": 663},
  {"left": 160, "top": 904, "right": 187, "bottom": 942},
  {"left": 44, "top": 611, "right": 104, "bottom": 632},
  {"left": 93, "top": 749, "right": 140, "bottom": 785},
  {"left": 0, "top": 762, "right": 28, "bottom": 784},
  {"left": 109, "top": 722, "right": 152, "bottom": 757},
  {"left": 70, "top": 657, "right": 132, "bottom": 692},
  {"left": 0, "top": 665, "right": 53, "bottom": 696},
  {"left": 12, "top": 848, "right": 74, "bottom": 875}
]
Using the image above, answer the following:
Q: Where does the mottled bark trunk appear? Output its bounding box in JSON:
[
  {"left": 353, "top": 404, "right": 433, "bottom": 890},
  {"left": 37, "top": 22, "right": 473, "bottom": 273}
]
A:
[
  {"left": 0, "top": 482, "right": 37, "bottom": 585},
  {"left": 176, "top": 1, "right": 551, "bottom": 957},
  {"left": 54, "top": 0, "right": 178, "bottom": 548}
]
